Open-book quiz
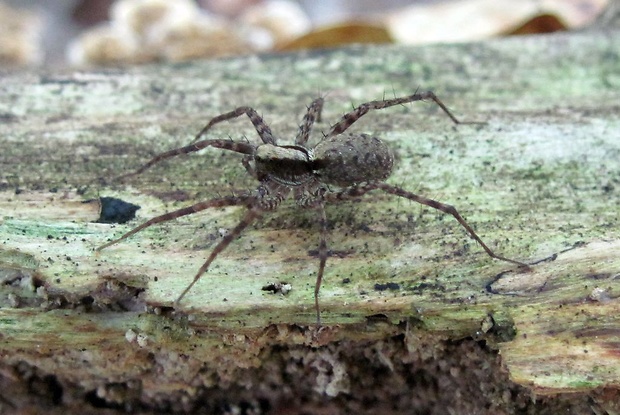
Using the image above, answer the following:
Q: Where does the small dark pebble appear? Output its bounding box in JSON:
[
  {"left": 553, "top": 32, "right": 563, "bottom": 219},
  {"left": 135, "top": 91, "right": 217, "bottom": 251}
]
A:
[{"left": 94, "top": 197, "right": 140, "bottom": 224}]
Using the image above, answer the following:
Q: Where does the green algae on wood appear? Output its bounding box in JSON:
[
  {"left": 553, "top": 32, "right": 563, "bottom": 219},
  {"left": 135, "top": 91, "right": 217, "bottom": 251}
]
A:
[{"left": 1, "top": 29, "right": 620, "bottom": 410}]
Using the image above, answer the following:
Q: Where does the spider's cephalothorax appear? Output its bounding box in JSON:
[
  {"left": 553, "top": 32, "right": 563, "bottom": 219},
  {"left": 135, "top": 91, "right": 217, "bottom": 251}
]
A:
[
  {"left": 97, "top": 91, "right": 529, "bottom": 325},
  {"left": 254, "top": 144, "right": 314, "bottom": 186},
  {"left": 253, "top": 134, "right": 394, "bottom": 189}
]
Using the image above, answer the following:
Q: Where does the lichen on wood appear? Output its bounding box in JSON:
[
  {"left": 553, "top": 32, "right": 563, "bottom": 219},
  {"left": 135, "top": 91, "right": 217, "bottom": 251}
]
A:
[{"left": 1, "top": 29, "right": 620, "bottom": 413}]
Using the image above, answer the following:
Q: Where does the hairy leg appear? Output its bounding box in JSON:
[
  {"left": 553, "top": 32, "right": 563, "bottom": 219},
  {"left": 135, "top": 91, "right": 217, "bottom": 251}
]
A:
[
  {"left": 191, "top": 106, "right": 276, "bottom": 145},
  {"left": 116, "top": 139, "right": 255, "bottom": 181},
  {"left": 173, "top": 182, "right": 290, "bottom": 304},
  {"left": 295, "top": 97, "right": 324, "bottom": 146},
  {"left": 325, "top": 182, "right": 528, "bottom": 267},
  {"left": 375, "top": 182, "right": 529, "bottom": 267},
  {"left": 327, "top": 90, "right": 476, "bottom": 137},
  {"left": 314, "top": 197, "right": 329, "bottom": 325},
  {"left": 241, "top": 155, "right": 256, "bottom": 178},
  {"left": 96, "top": 195, "right": 256, "bottom": 251},
  {"left": 174, "top": 205, "right": 263, "bottom": 305}
]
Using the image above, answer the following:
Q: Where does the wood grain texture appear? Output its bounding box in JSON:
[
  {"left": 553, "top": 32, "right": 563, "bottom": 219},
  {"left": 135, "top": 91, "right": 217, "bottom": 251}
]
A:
[{"left": 1, "top": 29, "right": 619, "bottom": 412}]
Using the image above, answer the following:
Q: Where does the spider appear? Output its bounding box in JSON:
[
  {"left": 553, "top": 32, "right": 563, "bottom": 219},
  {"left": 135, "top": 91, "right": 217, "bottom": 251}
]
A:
[{"left": 97, "top": 91, "right": 529, "bottom": 325}]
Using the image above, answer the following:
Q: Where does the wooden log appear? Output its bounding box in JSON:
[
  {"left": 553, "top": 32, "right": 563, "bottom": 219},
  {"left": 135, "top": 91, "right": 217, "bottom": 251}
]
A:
[{"left": 1, "top": 29, "right": 619, "bottom": 413}]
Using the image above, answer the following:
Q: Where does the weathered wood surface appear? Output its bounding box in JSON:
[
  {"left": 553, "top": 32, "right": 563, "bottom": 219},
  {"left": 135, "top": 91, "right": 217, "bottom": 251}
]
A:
[{"left": 1, "top": 29, "right": 620, "bottom": 412}]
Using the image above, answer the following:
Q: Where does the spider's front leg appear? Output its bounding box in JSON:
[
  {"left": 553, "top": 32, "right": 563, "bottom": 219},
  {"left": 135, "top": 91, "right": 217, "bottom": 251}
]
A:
[
  {"left": 175, "top": 182, "right": 289, "bottom": 304},
  {"left": 305, "top": 187, "right": 329, "bottom": 325},
  {"left": 97, "top": 194, "right": 263, "bottom": 307},
  {"left": 96, "top": 195, "right": 256, "bottom": 251},
  {"left": 327, "top": 91, "right": 479, "bottom": 137},
  {"left": 190, "top": 106, "right": 276, "bottom": 145},
  {"left": 115, "top": 139, "right": 255, "bottom": 181},
  {"left": 295, "top": 97, "right": 324, "bottom": 146},
  {"left": 314, "top": 198, "right": 329, "bottom": 326},
  {"left": 174, "top": 205, "right": 263, "bottom": 306}
]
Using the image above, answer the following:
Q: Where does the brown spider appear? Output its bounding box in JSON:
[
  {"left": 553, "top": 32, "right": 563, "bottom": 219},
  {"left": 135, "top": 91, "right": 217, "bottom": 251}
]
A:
[{"left": 97, "top": 91, "right": 529, "bottom": 324}]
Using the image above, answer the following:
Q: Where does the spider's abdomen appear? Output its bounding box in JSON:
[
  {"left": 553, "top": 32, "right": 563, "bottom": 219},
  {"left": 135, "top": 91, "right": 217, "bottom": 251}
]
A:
[{"left": 312, "top": 133, "right": 394, "bottom": 187}]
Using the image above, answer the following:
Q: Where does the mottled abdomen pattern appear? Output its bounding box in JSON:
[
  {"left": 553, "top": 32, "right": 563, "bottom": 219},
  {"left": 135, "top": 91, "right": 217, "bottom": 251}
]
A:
[{"left": 313, "top": 133, "right": 394, "bottom": 187}]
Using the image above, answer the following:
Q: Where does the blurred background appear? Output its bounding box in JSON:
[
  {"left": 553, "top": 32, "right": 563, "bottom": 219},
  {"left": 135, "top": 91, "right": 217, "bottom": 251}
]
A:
[{"left": 0, "top": 0, "right": 613, "bottom": 68}]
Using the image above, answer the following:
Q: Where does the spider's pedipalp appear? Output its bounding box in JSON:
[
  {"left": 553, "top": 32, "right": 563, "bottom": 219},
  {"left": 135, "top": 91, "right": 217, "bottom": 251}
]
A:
[{"left": 257, "top": 182, "right": 292, "bottom": 210}]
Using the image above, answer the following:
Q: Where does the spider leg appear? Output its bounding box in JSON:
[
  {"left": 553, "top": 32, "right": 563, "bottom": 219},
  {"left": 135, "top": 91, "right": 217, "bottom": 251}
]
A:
[
  {"left": 375, "top": 182, "right": 530, "bottom": 268},
  {"left": 174, "top": 205, "right": 263, "bottom": 306},
  {"left": 314, "top": 195, "right": 329, "bottom": 326},
  {"left": 96, "top": 195, "right": 255, "bottom": 251},
  {"left": 327, "top": 91, "right": 474, "bottom": 137},
  {"left": 241, "top": 155, "right": 257, "bottom": 178},
  {"left": 295, "top": 97, "right": 324, "bottom": 145},
  {"left": 190, "top": 106, "right": 276, "bottom": 145},
  {"left": 292, "top": 184, "right": 329, "bottom": 324},
  {"left": 323, "top": 183, "right": 377, "bottom": 203},
  {"left": 116, "top": 139, "right": 255, "bottom": 181}
]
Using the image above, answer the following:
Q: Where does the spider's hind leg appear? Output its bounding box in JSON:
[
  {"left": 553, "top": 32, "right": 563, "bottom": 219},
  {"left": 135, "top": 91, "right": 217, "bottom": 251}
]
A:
[{"left": 375, "top": 182, "right": 529, "bottom": 268}]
